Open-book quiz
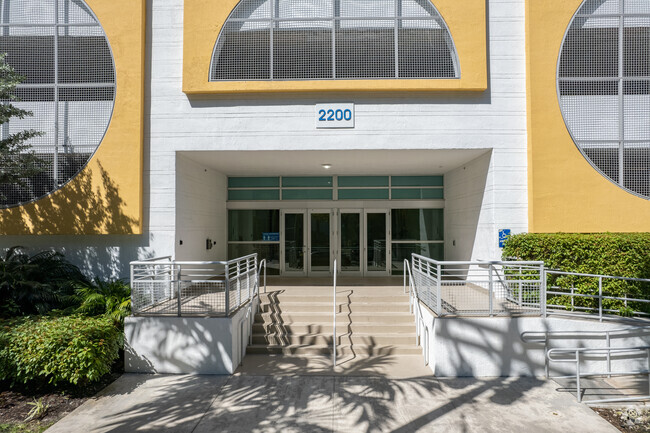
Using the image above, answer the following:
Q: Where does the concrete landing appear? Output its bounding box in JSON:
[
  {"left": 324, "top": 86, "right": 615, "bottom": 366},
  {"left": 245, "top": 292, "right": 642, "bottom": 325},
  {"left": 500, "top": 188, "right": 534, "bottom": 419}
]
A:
[
  {"left": 46, "top": 374, "right": 618, "bottom": 433},
  {"left": 237, "top": 354, "right": 433, "bottom": 378}
]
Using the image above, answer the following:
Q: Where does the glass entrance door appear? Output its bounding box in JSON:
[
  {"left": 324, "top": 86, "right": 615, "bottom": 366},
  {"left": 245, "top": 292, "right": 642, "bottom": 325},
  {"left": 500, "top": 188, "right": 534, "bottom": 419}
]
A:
[
  {"left": 308, "top": 210, "right": 332, "bottom": 275},
  {"left": 282, "top": 210, "right": 306, "bottom": 276},
  {"left": 280, "top": 209, "right": 389, "bottom": 276},
  {"left": 365, "top": 210, "right": 390, "bottom": 276},
  {"left": 339, "top": 210, "right": 362, "bottom": 275}
]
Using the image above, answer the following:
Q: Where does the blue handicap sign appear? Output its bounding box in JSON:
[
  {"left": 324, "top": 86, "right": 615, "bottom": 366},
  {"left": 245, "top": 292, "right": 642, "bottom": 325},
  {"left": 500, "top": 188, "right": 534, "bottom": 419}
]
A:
[{"left": 498, "top": 229, "right": 511, "bottom": 248}]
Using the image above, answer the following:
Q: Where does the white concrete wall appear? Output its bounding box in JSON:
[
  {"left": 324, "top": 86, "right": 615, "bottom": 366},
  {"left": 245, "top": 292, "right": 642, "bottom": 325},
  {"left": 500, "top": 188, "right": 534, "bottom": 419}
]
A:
[
  {"left": 144, "top": 0, "right": 529, "bottom": 262},
  {"left": 0, "top": 0, "right": 530, "bottom": 275},
  {"left": 415, "top": 303, "right": 650, "bottom": 377},
  {"left": 175, "top": 154, "right": 227, "bottom": 261},
  {"left": 444, "top": 151, "right": 493, "bottom": 261},
  {"left": 124, "top": 297, "right": 257, "bottom": 374}
]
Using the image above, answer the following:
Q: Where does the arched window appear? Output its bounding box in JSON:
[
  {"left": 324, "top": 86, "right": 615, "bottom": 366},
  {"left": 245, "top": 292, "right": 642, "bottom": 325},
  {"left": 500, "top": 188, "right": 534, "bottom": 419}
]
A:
[
  {"left": 0, "top": 0, "right": 115, "bottom": 208},
  {"left": 210, "top": 0, "right": 459, "bottom": 81},
  {"left": 558, "top": 0, "right": 650, "bottom": 199}
]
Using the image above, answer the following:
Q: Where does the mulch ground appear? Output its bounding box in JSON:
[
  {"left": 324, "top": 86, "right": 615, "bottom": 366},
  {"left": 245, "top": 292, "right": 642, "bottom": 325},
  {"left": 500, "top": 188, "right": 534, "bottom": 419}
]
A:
[
  {"left": 593, "top": 407, "right": 650, "bottom": 433},
  {"left": 0, "top": 358, "right": 123, "bottom": 430}
]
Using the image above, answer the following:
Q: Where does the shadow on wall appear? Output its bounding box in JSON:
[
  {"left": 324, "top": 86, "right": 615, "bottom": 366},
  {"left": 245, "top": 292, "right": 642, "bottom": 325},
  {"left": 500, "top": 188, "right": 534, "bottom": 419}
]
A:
[
  {"left": 0, "top": 162, "right": 139, "bottom": 235},
  {"left": 125, "top": 315, "right": 242, "bottom": 375},
  {"left": 0, "top": 161, "right": 150, "bottom": 279}
]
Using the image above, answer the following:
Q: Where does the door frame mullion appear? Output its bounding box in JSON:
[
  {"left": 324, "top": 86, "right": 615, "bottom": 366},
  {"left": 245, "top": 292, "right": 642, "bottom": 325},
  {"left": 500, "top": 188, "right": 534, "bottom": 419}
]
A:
[
  {"left": 280, "top": 209, "right": 307, "bottom": 276},
  {"left": 338, "top": 208, "right": 363, "bottom": 276}
]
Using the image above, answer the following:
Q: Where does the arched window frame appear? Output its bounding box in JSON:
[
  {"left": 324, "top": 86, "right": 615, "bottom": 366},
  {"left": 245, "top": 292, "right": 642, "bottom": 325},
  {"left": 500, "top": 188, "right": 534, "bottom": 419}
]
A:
[
  {"left": 0, "top": 0, "right": 116, "bottom": 209},
  {"left": 209, "top": 0, "right": 460, "bottom": 82},
  {"left": 557, "top": 0, "right": 650, "bottom": 199}
]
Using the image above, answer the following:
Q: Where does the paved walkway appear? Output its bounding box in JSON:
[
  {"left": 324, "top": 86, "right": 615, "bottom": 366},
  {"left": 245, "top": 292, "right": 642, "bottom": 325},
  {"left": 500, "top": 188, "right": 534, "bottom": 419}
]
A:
[{"left": 47, "top": 373, "right": 617, "bottom": 432}]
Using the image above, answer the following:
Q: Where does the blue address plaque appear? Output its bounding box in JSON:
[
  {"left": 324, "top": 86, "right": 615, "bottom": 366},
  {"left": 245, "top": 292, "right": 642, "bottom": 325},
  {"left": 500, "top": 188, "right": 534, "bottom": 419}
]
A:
[{"left": 315, "top": 103, "right": 355, "bottom": 129}]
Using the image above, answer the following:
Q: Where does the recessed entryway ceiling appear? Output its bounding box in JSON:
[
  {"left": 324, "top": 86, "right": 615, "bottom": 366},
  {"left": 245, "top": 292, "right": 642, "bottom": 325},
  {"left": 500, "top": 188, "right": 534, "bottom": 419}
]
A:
[{"left": 181, "top": 149, "right": 490, "bottom": 176}]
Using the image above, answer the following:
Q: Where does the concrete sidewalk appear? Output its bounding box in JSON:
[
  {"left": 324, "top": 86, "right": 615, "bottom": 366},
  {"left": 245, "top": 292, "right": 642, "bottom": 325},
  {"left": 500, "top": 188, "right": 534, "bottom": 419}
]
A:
[{"left": 46, "top": 373, "right": 617, "bottom": 432}]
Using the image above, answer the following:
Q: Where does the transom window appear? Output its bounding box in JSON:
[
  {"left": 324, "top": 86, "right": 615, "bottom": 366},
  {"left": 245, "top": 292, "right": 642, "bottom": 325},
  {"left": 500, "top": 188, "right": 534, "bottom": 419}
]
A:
[
  {"left": 210, "top": 0, "right": 459, "bottom": 81},
  {"left": 558, "top": 0, "right": 650, "bottom": 199},
  {"left": 0, "top": 0, "right": 116, "bottom": 208}
]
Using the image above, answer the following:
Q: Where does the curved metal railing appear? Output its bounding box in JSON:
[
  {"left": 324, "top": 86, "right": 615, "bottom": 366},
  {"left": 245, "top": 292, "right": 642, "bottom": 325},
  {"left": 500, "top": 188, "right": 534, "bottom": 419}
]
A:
[{"left": 546, "top": 346, "right": 650, "bottom": 404}]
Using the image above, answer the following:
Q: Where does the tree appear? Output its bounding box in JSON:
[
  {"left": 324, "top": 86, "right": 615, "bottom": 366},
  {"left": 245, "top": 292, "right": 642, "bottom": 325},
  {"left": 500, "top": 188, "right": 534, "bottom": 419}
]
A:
[{"left": 0, "top": 52, "right": 45, "bottom": 203}]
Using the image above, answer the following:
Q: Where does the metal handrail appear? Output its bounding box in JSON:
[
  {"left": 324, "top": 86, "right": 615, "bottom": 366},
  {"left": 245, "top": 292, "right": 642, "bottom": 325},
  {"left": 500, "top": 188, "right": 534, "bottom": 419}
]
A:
[
  {"left": 333, "top": 258, "right": 337, "bottom": 368},
  {"left": 130, "top": 254, "right": 259, "bottom": 317},
  {"left": 137, "top": 256, "right": 172, "bottom": 262},
  {"left": 412, "top": 254, "right": 544, "bottom": 267},
  {"left": 522, "top": 324, "right": 650, "bottom": 344},
  {"left": 546, "top": 346, "right": 650, "bottom": 404},
  {"left": 546, "top": 269, "right": 650, "bottom": 284},
  {"left": 522, "top": 324, "right": 650, "bottom": 378},
  {"left": 404, "top": 258, "right": 430, "bottom": 364},
  {"left": 249, "top": 259, "right": 266, "bottom": 346},
  {"left": 408, "top": 253, "right": 647, "bottom": 321},
  {"left": 258, "top": 259, "right": 267, "bottom": 294},
  {"left": 544, "top": 270, "right": 650, "bottom": 321},
  {"left": 130, "top": 253, "right": 258, "bottom": 267}
]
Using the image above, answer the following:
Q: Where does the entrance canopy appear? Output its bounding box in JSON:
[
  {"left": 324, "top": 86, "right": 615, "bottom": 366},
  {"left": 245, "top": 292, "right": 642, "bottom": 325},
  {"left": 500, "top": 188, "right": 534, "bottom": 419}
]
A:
[
  {"left": 181, "top": 149, "right": 489, "bottom": 176},
  {"left": 175, "top": 149, "right": 493, "bottom": 276}
]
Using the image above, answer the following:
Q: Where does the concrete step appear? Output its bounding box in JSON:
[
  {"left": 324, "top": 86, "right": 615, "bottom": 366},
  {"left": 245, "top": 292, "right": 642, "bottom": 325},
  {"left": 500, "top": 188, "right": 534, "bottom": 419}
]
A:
[
  {"left": 252, "top": 333, "right": 416, "bottom": 346},
  {"left": 246, "top": 344, "right": 423, "bottom": 356},
  {"left": 260, "top": 294, "right": 409, "bottom": 304},
  {"left": 252, "top": 322, "right": 415, "bottom": 334},
  {"left": 254, "top": 312, "right": 414, "bottom": 324},
  {"left": 259, "top": 302, "right": 410, "bottom": 313}
]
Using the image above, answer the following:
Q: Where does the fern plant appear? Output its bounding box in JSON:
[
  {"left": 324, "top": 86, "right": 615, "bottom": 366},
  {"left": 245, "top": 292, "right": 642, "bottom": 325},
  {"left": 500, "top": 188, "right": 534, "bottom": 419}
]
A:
[
  {"left": 75, "top": 278, "right": 131, "bottom": 327},
  {"left": 0, "top": 246, "right": 88, "bottom": 317}
]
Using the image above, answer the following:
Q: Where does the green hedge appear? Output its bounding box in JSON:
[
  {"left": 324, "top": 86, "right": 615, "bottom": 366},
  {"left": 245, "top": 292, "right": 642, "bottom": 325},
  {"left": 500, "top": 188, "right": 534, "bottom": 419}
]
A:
[
  {"left": 502, "top": 233, "right": 650, "bottom": 315},
  {"left": 0, "top": 316, "right": 120, "bottom": 386}
]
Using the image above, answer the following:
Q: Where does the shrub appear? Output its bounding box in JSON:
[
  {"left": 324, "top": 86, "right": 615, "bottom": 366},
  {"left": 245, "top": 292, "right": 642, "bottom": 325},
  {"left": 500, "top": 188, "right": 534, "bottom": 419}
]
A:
[
  {"left": 0, "top": 316, "right": 120, "bottom": 386},
  {"left": 502, "top": 233, "right": 650, "bottom": 315},
  {"left": 74, "top": 279, "right": 131, "bottom": 327},
  {"left": 0, "top": 247, "right": 89, "bottom": 317}
]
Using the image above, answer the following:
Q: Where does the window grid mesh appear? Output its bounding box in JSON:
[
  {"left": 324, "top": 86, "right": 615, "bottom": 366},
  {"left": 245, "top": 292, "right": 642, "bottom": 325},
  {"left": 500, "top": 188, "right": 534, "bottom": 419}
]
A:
[
  {"left": 558, "top": 0, "right": 650, "bottom": 199},
  {"left": 210, "top": 0, "right": 459, "bottom": 81},
  {"left": 0, "top": 0, "right": 116, "bottom": 208}
]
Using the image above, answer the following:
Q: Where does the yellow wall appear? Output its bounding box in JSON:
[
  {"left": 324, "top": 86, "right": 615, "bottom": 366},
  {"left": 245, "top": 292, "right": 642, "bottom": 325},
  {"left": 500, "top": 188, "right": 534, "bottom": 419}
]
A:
[
  {"left": 0, "top": 0, "right": 146, "bottom": 235},
  {"left": 526, "top": 0, "right": 650, "bottom": 233},
  {"left": 183, "top": 0, "right": 487, "bottom": 94}
]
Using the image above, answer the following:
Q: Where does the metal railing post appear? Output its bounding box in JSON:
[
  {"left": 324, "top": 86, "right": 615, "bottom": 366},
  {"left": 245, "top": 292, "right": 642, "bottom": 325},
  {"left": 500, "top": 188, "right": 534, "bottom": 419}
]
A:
[
  {"left": 237, "top": 261, "right": 242, "bottom": 309},
  {"left": 176, "top": 264, "right": 182, "bottom": 317},
  {"left": 598, "top": 276, "right": 603, "bottom": 322},
  {"left": 225, "top": 262, "right": 230, "bottom": 316},
  {"left": 333, "top": 259, "right": 337, "bottom": 368},
  {"left": 541, "top": 265, "right": 547, "bottom": 318},
  {"left": 489, "top": 264, "right": 494, "bottom": 317},
  {"left": 249, "top": 257, "right": 253, "bottom": 301},
  {"left": 647, "top": 349, "right": 650, "bottom": 397},
  {"left": 436, "top": 263, "right": 442, "bottom": 315},
  {"left": 544, "top": 339, "right": 549, "bottom": 379},
  {"left": 576, "top": 351, "right": 582, "bottom": 403},
  {"left": 606, "top": 332, "right": 611, "bottom": 378},
  {"left": 518, "top": 265, "right": 523, "bottom": 307}
]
